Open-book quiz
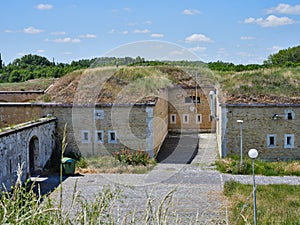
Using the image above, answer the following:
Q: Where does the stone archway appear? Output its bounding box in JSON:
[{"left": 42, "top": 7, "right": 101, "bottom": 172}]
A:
[{"left": 29, "top": 136, "right": 39, "bottom": 174}]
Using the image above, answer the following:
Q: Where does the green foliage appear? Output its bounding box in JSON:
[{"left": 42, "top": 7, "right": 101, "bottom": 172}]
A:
[
  {"left": 0, "top": 55, "right": 142, "bottom": 83},
  {"left": 75, "top": 157, "right": 88, "bottom": 168},
  {"left": 265, "top": 45, "right": 300, "bottom": 66},
  {"left": 208, "top": 61, "right": 264, "bottom": 72},
  {"left": 215, "top": 156, "right": 300, "bottom": 176},
  {"left": 225, "top": 182, "right": 300, "bottom": 224},
  {"left": 113, "top": 147, "right": 153, "bottom": 166}
]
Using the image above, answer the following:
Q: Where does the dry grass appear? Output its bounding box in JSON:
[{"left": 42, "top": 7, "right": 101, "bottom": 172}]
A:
[{"left": 0, "top": 78, "right": 55, "bottom": 91}]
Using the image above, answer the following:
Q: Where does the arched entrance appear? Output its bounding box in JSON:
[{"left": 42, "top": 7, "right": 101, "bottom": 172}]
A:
[{"left": 29, "top": 136, "right": 39, "bottom": 174}]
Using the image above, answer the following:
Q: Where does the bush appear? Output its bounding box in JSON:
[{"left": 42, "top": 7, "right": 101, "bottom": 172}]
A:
[{"left": 113, "top": 147, "right": 153, "bottom": 166}]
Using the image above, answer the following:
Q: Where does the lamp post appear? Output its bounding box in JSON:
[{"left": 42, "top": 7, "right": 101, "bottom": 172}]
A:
[
  {"left": 237, "top": 119, "right": 243, "bottom": 165},
  {"left": 248, "top": 148, "right": 258, "bottom": 225}
]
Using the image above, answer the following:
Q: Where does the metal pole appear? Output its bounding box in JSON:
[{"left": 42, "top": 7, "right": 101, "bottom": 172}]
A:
[
  {"left": 252, "top": 158, "right": 257, "bottom": 225},
  {"left": 240, "top": 122, "right": 243, "bottom": 165}
]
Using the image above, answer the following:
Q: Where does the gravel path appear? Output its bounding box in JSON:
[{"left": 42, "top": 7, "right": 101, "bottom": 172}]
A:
[{"left": 47, "top": 133, "right": 300, "bottom": 224}]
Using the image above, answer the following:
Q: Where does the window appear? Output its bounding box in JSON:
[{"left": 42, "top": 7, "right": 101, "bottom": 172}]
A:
[
  {"left": 108, "top": 130, "right": 117, "bottom": 144},
  {"left": 185, "top": 96, "right": 192, "bottom": 103},
  {"left": 94, "top": 110, "right": 104, "bottom": 120},
  {"left": 95, "top": 130, "right": 104, "bottom": 144},
  {"left": 267, "top": 134, "right": 276, "bottom": 148},
  {"left": 284, "top": 134, "right": 294, "bottom": 148},
  {"left": 196, "top": 114, "right": 202, "bottom": 124},
  {"left": 285, "top": 110, "right": 295, "bottom": 120},
  {"left": 82, "top": 130, "right": 90, "bottom": 143},
  {"left": 185, "top": 96, "right": 200, "bottom": 103},
  {"left": 183, "top": 114, "right": 189, "bottom": 124},
  {"left": 170, "top": 114, "right": 176, "bottom": 124},
  {"left": 192, "top": 96, "right": 200, "bottom": 103}
]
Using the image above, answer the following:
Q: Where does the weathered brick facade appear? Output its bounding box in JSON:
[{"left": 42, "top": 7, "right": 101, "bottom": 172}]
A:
[
  {"left": 218, "top": 103, "right": 300, "bottom": 160},
  {"left": 168, "top": 87, "right": 215, "bottom": 133}
]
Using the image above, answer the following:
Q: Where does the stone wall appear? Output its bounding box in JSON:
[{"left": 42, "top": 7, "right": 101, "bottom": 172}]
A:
[
  {"left": 0, "top": 118, "right": 56, "bottom": 190},
  {"left": 152, "top": 90, "right": 169, "bottom": 156},
  {"left": 222, "top": 104, "right": 300, "bottom": 160}
]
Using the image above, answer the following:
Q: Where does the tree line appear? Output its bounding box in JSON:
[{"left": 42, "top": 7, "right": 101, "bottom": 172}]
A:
[
  {"left": 0, "top": 55, "right": 142, "bottom": 83},
  {"left": 208, "top": 45, "right": 300, "bottom": 72},
  {"left": 0, "top": 45, "right": 299, "bottom": 82}
]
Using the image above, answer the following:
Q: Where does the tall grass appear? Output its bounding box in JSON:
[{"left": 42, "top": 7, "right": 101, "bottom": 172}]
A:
[{"left": 215, "top": 156, "right": 300, "bottom": 176}]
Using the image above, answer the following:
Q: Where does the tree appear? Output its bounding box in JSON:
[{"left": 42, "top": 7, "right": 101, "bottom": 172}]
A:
[{"left": 265, "top": 45, "right": 300, "bottom": 66}]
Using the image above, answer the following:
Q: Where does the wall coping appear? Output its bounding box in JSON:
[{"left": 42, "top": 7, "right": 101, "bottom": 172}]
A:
[
  {"left": 221, "top": 103, "right": 300, "bottom": 107},
  {"left": 0, "top": 91, "right": 44, "bottom": 94},
  {"left": 0, "top": 102, "right": 156, "bottom": 107},
  {"left": 0, "top": 117, "right": 56, "bottom": 137}
]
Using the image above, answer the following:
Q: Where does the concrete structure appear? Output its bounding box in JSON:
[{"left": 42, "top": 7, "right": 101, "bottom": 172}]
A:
[{"left": 0, "top": 117, "right": 56, "bottom": 189}]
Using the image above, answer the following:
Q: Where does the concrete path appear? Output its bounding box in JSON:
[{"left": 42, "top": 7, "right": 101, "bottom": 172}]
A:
[{"left": 48, "top": 133, "right": 228, "bottom": 224}]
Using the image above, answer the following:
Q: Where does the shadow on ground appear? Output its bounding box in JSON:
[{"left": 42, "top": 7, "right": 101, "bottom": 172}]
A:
[{"left": 156, "top": 132, "right": 199, "bottom": 164}]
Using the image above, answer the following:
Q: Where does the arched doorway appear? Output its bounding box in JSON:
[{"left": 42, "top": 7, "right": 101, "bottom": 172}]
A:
[{"left": 29, "top": 136, "right": 39, "bottom": 174}]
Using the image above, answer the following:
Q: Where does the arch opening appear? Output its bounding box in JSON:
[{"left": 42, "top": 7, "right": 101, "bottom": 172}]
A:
[{"left": 29, "top": 136, "right": 39, "bottom": 174}]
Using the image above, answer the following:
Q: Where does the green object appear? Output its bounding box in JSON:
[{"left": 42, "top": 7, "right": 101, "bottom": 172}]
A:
[{"left": 61, "top": 157, "right": 75, "bottom": 175}]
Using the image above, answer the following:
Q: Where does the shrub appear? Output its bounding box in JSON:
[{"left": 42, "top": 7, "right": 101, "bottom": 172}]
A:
[{"left": 113, "top": 146, "right": 152, "bottom": 166}]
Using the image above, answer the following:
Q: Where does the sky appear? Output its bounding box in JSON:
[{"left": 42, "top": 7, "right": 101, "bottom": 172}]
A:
[{"left": 0, "top": 0, "right": 300, "bottom": 65}]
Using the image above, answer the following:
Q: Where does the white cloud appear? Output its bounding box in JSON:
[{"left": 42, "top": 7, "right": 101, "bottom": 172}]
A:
[
  {"left": 63, "top": 52, "right": 72, "bottom": 55},
  {"left": 133, "top": 29, "right": 150, "bottom": 34},
  {"left": 51, "top": 37, "right": 81, "bottom": 43},
  {"left": 151, "top": 33, "right": 164, "bottom": 38},
  {"left": 144, "top": 20, "right": 152, "bottom": 25},
  {"left": 122, "top": 30, "right": 129, "bottom": 35},
  {"left": 182, "top": 9, "right": 200, "bottom": 15},
  {"left": 267, "top": 45, "right": 283, "bottom": 53},
  {"left": 266, "top": 3, "right": 300, "bottom": 15},
  {"left": 189, "top": 46, "right": 207, "bottom": 52},
  {"left": 36, "top": 4, "right": 53, "bottom": 10},
  {"left": 36, "top": 49, "right": 45, "bottom": 53},
  {"left": 4, "top": 29, "right": 14, "bottom": 33},
  {"left": 243, "top": 15, "right": 294, "bottom": 27},
  {"left": 240, "top": 36, "right": 256, "bottom": 40},
  {"left": 78, "top": 34, "right": 96, "bottom": 38},
  {"left": 123, "top": 7, "right": 132, "bottom": 12},
  {"left": 51, "top": 31, "right": 67, "bottom": 35},
  {"left": 126, "top": 22, "right": 137, "bottom": 27},
  {"left": 185, "top": 34, "right": 212, "bottom": 42},
  {"left": 23, "top": 26, "right": 43, "bottom": 34},
  {"left": 108, "top": 29, "right": 116, "bottom": 34}
]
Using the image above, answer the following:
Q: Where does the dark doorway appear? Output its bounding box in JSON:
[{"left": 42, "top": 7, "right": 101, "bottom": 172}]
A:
[{"left": 29, "top": 136, "right": 39, "bottom": 174}]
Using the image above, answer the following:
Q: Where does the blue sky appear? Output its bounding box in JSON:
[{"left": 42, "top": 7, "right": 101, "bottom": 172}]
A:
[{"left": 0, "top": 1, "right": 299, "bottom": 64}]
